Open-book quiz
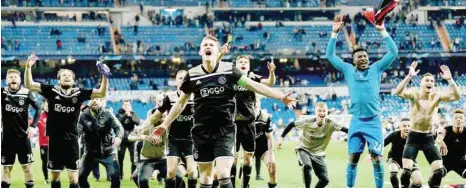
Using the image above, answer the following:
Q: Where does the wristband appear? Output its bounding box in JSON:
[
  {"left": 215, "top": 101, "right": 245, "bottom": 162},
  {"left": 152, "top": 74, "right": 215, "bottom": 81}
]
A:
[{"left": 331, "top": 32, "right": 338, "bottom": 38}]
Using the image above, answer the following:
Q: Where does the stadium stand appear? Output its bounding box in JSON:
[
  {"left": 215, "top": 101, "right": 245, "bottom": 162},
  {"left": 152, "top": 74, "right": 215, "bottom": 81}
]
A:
[{"left": 1, "top": 25, "right": 112, "bottom": 55}]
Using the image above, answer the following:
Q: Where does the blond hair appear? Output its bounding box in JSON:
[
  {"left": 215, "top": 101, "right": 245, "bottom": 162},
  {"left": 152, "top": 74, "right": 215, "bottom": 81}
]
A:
[
  {"left": 7, "top": 69, "right": 21, "bottom": 76},
  {"left": 202, "top": 35, "right": 218, "bottom": 42},
  {"left": 236, "top": 55, "right": 251, "bottom": 63},
  {"left": 315, "top": 102, "right": 328, "bottom": 109},
  {"left": 57, "top": 69, "right": 75, "bottom": 80}
]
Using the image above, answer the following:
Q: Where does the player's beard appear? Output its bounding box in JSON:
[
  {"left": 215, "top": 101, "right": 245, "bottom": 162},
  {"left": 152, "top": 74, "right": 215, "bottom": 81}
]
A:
[
  {"left": 60, "top": 84, "right": 72, "bottom": 90},
  {"left": 8, "top": 82, "right": 19, "bottom": 91}
]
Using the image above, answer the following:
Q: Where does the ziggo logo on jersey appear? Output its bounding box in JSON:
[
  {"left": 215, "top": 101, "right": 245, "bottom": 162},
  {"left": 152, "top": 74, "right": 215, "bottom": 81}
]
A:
[
  {"left": 54, "top": 104, "right": 75, "bottom": 113},
  {"left": 200, "top": 87, "right": 225, "bottom": 97},
  {"left": 5, "top": 104, "right": 24, "bottom": 113}
]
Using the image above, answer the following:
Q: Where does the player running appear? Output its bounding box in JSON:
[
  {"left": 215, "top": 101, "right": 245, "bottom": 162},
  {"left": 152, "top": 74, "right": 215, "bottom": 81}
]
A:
[
  {"left": 437, "top": 109, "right": 466, "bottom": 180},
  {"left": 394, "top": 62, "right": 461, "bottom": 188},
  {"left": 152, "top": 35, "right": 295, "bottom": 188},
  {"left": 384, "top": 117, "right": 422, "bottom": 188},
  {"left": 1, "top": 68, "right": 42, "bottom": 188},
  {"left": 232, "top": 55, "right": 276, "bottom": 188},
  {"left": 38, "top": 100, "right": 50, "bottom": 184},
  {"left": 77, "top": 98, "right": 123, "bottom": 188},
  {"left": 252, "top": 100, "right": 277, "bottom": 188},
  {"left": 140, "top": 70, "right": 198, "bottom": 188},
  {"left": 277, "top": 102, "right": 348, "bottom": 188},
  {"left": 326, "top": 15, "right": 398, "bottom": 188},
  {"left": 24, "top": 53, "right": 109, "bottom": 188},
  {"left": 128, "top": 121, "right": 185, "bottom": 188}
]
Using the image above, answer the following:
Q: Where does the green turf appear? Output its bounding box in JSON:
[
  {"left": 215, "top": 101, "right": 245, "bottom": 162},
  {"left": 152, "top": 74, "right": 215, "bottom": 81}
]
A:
[{"left": 5, "top": 141, "right": 464, "bottom": 187}]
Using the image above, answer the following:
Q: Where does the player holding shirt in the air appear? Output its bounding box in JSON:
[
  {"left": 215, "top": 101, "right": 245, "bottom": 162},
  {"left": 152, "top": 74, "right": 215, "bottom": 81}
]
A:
[
  {"left": 232, "top": 55, "right": 276, "bottom": 188},
  {"left": 277, "top": 102, "right": 348, "bottom": 188},
  {"left": 252, "top": 100, "right": 277, "bottom": 188},
  {"left": 24, "top": 53, "right": 109, "bottom": 188},
  {"left": 38, "top": 100, "right": 50, "bottom": 184},
  {"left": 152, "top": 35, "right": 295, "bottom": 188},
  {"left": 437, "top": 109, "right": 466, "bottom": 180},
  {"left": 139, "top": 70, "right": 198, "bottom": 188},
  {"left": 327, "top": 15, "right": 398, "bottom": 188},
  {"left": 395, "top": 62, "right": 461, "bottom": 188},
  {"left": 362, "top": 0, "right": 399, "bottom": 26},
  {"left": 384, "top": 118, "right": 422, "bottom": 188},
  {"left": 1, "top": 69, "right": 42, "bottom": 188}
]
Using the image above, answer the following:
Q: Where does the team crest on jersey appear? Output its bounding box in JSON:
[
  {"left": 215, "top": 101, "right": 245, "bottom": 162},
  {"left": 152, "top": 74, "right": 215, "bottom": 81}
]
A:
[
  {"left": 19, "top": 99, "right": 25, "bottom": 105},
  {"left": 72, "top": 97, "right": 78, "bottom": 104},
  {"left": 218, "top": 76, "right": 226, "bottom": 84}
]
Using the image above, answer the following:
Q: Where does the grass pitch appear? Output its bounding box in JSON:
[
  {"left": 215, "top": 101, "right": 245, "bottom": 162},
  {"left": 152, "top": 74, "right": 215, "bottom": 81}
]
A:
[{"left": 6, "top": 141, "right": 464, "bottom": 187}]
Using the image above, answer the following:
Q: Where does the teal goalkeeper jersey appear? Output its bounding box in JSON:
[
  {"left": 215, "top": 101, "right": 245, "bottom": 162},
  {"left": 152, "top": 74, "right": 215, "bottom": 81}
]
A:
[{"left": 325, "top": 35, "right": 398, "bottom": 118}]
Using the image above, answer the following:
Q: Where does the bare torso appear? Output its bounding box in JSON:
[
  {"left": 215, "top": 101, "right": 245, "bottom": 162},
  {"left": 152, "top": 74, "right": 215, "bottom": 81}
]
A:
[{"left": 409, "top": 92, "right": 441, "bottom": 133}]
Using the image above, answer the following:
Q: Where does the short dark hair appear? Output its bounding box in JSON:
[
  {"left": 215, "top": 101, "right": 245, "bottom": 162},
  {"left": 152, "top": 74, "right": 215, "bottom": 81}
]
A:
[
  {"left": 352, "top": 47, "right": 367, "bottom": 57},
  {"left": 123, "top": 99, "right": 131, "bottom": 103},
  {"left": 400, "top": 117, "right": 410, "bottom": 122}
]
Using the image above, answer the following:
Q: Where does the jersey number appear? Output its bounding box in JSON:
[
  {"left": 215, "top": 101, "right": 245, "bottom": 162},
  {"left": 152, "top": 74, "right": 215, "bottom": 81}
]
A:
[
  {"left": 27, "top": 154, "right": 33, "bottom": 162},
  {"left": 373, "top": 143, "right": 382, "bottom": 153}
]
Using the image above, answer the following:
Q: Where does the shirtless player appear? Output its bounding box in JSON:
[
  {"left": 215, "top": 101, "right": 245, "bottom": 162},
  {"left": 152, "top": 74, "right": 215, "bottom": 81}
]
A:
[{"left": 394, "top": 61, "right": 461, "bottom": 188}]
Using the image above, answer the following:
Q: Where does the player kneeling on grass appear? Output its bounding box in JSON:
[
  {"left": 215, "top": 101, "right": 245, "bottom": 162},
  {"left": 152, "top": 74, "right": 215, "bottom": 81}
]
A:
[
  {"left": 77, "top": 98, "right": 123, "bottom": 188},
  {"left": 25, "top": 53, "right": 110, "bottom": 188},
  {"left": 1, "top": 68, "right": 42, "bottom": 188},
  {"left": 384, "top": 117, "right": 422, "bottom": 188},
  {"left": 152, "top": 35, "right": 295, "bottom": 188},
  {"left": 437, "top": 109, "right": 466, "bottom": 180},
  {"left": 277, "top": 102, "right": 348, "bottom": 188},
  {"left": 128, "top": 121, "right": 185, "bottom": 188},
  {"left": 394, "top": 61, "right": 461, "bottom": 188}
]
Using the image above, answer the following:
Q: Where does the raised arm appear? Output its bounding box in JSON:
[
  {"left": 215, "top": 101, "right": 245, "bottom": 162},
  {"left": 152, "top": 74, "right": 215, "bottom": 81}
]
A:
[
  {"left": 438, "top": 65, "right": 461, "bottom": 102},
  {"left": 373, "top": 24, "right": 399, "bottom": 71},
  {"left": 260, "top": 57, "right": 276, "bottom": 87},
  {"left": 24, "top": 54, "right": 42, "bottom": 92},
  {"left": 157, "top": 92, "right": 190, "bottom": 130},
  {"left": 394, "top": 61, "right": 419, "bottom": 100},
  {"left": 240, "top": 76, "right": 295, "bottom": 106},
  {"left": 90, "top": 61, "right": 109, "bottom": 98},
  {"left": 326, "top": 15, "right": 351, "bottom": 72}
]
